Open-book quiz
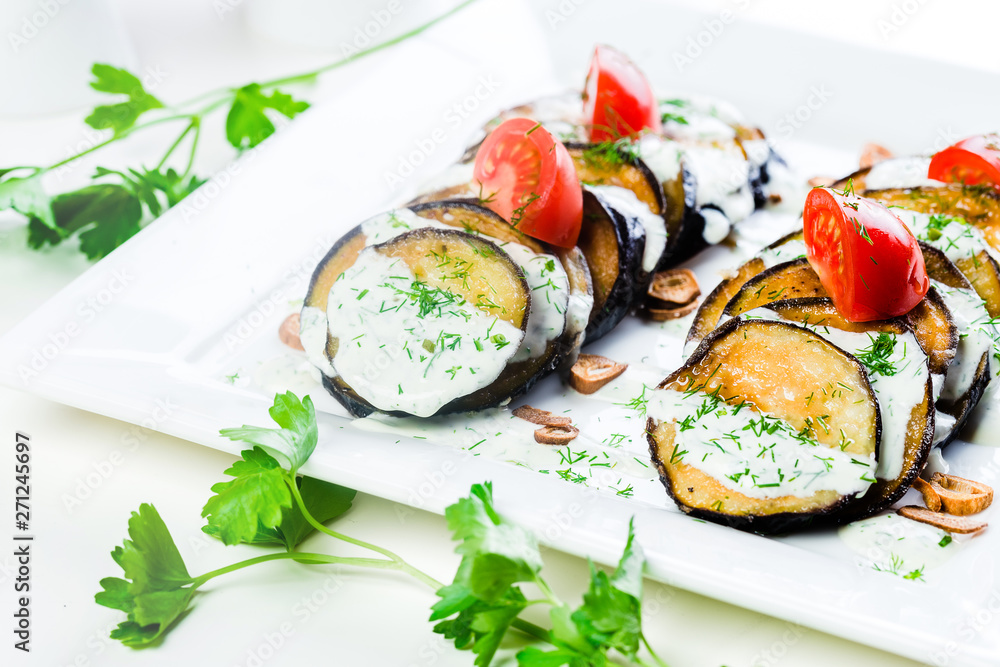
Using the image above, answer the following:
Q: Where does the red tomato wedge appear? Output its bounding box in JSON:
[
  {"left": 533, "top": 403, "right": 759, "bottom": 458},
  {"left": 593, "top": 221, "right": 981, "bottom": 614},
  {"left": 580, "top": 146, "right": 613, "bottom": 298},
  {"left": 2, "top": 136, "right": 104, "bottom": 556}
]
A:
[
  {"left": 928, "top": 133, "right": 1000, "bottom": 189},
  {"left": 584, "top": 45, "right": 661, "bottom": 142},
  {"left": 473, "top": 118, "right": 583, "bottom": 248},
  {"left": 803, "top": 186, "right": 929, "bottom": 322}
]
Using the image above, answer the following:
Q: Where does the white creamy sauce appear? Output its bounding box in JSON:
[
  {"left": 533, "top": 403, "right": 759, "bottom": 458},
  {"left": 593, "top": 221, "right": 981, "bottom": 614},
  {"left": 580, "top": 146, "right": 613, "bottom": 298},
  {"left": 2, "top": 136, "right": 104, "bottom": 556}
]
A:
[
  {"left": 646, "top": 388, "right": 876, "bottom": 499},
  {"left": 360, "top": 208, "right": 446, "bottom": 244},
  {"left": 700, "top": 208, "right": 731, "bottom": 245},
  {"left": 683, "top": 144, "right": 756, "bottom": 224},
  {"left": 933, "top": 281, "right": 996, "bottom": 404},
  {"left": 500, "top": 243, "right": 569, "bottom": 362},
  {"left": 839, "top": 513, "right": 960, "bottom": 577},
  {"left": 932, "top": 411, "right": 957, "bottom": 446},
  {"left": 253, "top": 354, "right": 320, "bottom": 397},
  {"left": 960, "top": 381, "right": 1000, "bottom": 446},
  {"left": 353, "top": 397, "right": 667, "bottom": 506},
  {"left": 565, "top": 288, "right": 594, "bottom": 344},
  {"left": 863, "top": 157, "right": 939, "bottom": 190},
  {"left": 757, "top": 238, "right": 807, "bottom": 269},
  {"left": 326, "top": 249, "right": 524, "bottom": 417},
  {"left": 924, "top": 448, "right": 951, "bottom": 476},
  {"left": 897, "top": 209, "right": 990, "bottom": 267},
  {"left": 635, "top": 134, "right": 682, "bottom": 185},
  {"left": 299, "top": 305, "right": 337, "bottom": 377},
  {"left": 931, "top": 372, "right": 945, "bottom": 402},
  {"left": 661, "top": 94, "right": 746, "bottom": 128},
  {"left": 361, "top": 209, "right": 572, "bottom": 364},
  {"left": 741, "top": 309, "right": 929, "bottom": 481},
  {"left": 660, "top": 105, "right": 738, "bottom": 143},
  {"left": 587, "top": 184, "right": 667, "bottom": 272}
]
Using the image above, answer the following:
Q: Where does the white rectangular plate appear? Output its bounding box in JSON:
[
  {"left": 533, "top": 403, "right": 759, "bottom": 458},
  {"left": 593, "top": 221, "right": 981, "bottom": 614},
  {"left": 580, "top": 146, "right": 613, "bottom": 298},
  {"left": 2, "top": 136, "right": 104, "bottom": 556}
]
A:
[{"left": 3, "top": 1, "right": 999, "bottom": 664}]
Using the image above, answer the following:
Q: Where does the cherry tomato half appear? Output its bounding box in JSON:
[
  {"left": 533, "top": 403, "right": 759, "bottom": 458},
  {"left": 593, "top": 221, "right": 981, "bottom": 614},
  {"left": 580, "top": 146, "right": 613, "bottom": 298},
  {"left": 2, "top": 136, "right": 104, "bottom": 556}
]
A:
[
  {"left": 928, "top": 134, "right": 1000, "bottom": 190},
  {"left": 583, "top": 45, "right": 661, "bottom": 142},
  {"left": 803, "top": 186, "right": 929, "bottom": 322},
  {"left": 473, "top": 118, "right": 583, "bottom": 248}
]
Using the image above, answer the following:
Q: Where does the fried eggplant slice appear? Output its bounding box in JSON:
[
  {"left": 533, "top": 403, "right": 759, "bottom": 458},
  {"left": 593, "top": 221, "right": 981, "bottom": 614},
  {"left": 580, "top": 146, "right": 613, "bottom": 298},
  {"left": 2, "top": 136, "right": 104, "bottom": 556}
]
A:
[
  {"left": 647, "top": 318, "right": 880, "bottom": 534},
  {"left": 737, "top": 299, "right": 935, "bottom": 520},
  {"left": 318, "top": 227, "right": 529, "bottom": 418},
  {"left": 577, "top": 188, "right": 646, "bottom": 342},
  {"left": 303, "top": 204, "right": 587, "bottom": 417}
]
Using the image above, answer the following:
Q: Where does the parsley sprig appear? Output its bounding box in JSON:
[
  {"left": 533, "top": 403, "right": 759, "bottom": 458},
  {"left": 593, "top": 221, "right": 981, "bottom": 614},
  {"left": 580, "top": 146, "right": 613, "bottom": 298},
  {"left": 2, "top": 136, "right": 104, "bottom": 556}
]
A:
[
  {"left": 1, "top": 0, "right": 479, "bottom": 260},
  {"left": 96, "top": 392, "right": 669, "bottom": 666},
  {"left": 433, "top": 483, "right": 667, "bottom": 666}
]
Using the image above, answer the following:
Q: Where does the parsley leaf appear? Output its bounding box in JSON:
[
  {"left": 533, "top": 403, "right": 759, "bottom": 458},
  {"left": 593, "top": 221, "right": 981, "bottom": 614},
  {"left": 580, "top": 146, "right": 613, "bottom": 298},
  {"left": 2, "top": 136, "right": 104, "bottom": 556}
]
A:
[
  {"left": 85, "top": 64, "right": 164, "bottom": 136},
  {"left": 433, "top": 483, "right": 543, "bottom": 665},
  {"left": 573, "top": 521, "right": 645, "bottom": 658},
  {"left": 516, "top": 646, "right": 597, "bottom": 666},
  {"left": 219, "top": 391, "right": 318, "bottom": 472},
  {"left": 445, "top": 482, "right": 543, "bottom": 601},
  {"left": 431, "top": 583, "right": 529, "bottom": 666},
  {"left": 0, "top": 172, "right": 53, "bottom": 227},
  {"left": 225, "top": 84, "right": 310, "bottom": 149},
  {"left": 571, "top": 564, "right": 642, "bottom": 657},
  {"left": 95, "top": 504, "right": 195, "bottom": 647},
  {"left": 27, "top": 183, "right": 143, "bottom": 259},
  {"left": 132, "top": 167, "right": 205, "bottom": 209},
  {"left": 95, "top": 166, "right": 205, "bottom": 217},
  {"left": 202, "top": 475, "right": 355, "bottom": 551},
  {"left": 517, "top": 520, "right": 649, "bottom": 666},
  {"left": 200, "top": 446, "right": 293, "bottom": 546}
]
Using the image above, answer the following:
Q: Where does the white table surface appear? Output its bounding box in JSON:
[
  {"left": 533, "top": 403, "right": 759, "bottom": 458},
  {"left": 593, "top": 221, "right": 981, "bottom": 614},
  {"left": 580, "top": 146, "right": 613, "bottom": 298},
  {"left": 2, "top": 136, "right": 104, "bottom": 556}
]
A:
[{"left": 3, "top": 1, "right": 996, "bottom": 665}]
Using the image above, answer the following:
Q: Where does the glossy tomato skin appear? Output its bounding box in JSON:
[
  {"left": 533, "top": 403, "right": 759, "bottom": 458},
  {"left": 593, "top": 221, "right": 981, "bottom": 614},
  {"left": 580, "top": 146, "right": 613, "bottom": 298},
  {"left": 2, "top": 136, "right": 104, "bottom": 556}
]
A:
[
  {"left": 928, "top": 134, "right": 1000, "bottom": 189},
  {"left": 473, "top": 117, "right": 583, "bottom": 248},
  {"left": 803, "top": 187, "right": 929, "bottom": 322},
  {"left": 584, "top": 45, "right": 661, "bottom": 142}
]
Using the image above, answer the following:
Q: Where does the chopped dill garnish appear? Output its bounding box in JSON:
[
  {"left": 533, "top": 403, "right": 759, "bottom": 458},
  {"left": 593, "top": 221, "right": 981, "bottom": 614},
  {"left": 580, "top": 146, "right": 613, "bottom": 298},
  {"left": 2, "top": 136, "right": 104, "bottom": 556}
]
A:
[{"left": 855, "top": 332, "right": 898, "bottom": 377}]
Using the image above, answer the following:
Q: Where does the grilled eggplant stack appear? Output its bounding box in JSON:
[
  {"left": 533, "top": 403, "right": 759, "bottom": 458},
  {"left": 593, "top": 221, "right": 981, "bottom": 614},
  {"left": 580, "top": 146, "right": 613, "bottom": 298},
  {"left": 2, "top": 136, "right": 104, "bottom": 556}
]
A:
[
  {"left": 828, "top": 157, "right": 1000, "bottom": 443},
  {"left": 431, "top": 91, "right": 787, "bottom": 271},
  {"left": 661, "top": 191, "right": 1000, "bottom": 531},
  {"left": 301, "top": 203, "right": 593, "bottom": 418},
  {"left": 685, "top": 228, "right": 995, "bottom": 446}
]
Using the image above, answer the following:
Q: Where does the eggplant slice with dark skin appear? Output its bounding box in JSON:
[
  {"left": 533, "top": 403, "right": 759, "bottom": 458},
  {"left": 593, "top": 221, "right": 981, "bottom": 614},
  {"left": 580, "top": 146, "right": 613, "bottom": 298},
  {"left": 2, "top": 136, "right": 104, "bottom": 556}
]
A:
[
  {"left": 304, "top": 202, "right": 589, "bottom": 417},
  {"left": 577, "top": 187, "right": 646, "bottom": 343},
  {"left": 648, "top": 317, "right": 881, "bottom": 534},
  {"left": 725, "top": 257, "right": 957, "bottom": 377},
  {"left": 686, "top": 229, "right": 807, "bottom": 351},
  {"left": 918, "top": 243, "right": 994, "bottom": 446},
  {"left": 734, "top": 298, "right": 936, "bottom": 523},
  {"left": 313, "top": 227, "right": 530, "bottom": 418}
]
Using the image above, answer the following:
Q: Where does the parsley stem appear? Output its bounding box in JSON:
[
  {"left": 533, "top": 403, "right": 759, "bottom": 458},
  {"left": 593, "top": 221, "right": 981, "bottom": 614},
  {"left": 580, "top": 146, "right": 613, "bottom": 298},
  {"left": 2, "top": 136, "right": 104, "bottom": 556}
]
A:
[
  {"left": 509, "top": 618, "right": 550, "bottom": 643},
  {"left": 43, "top": 113, "right": 198, "bottom": 171},
  {"left": 286, "top": 477, "right": 444, "bottom": 590},
  {"left": 182, "top": 117, "right": 202, "bottom": 178},
  {"left": 533, "top": 576, "right": 562, "bottom": 607},
  {"left": 156, "top": 119, "right": 197, "bottom": 171},
  {"left": 287, "top": 481, "right": 556, "bottom": 647},
  {"left": 640, "top": 633, "right": 670, "bottom": 667},
  {"left": 190, "top": 551, "right": 395, "bottom": 587},
  {"left": 27, "top": 1, "right": 481, "bottom": 190},
  {"left": 253, "top": 0, "right": 481, "bottom": 90}
]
